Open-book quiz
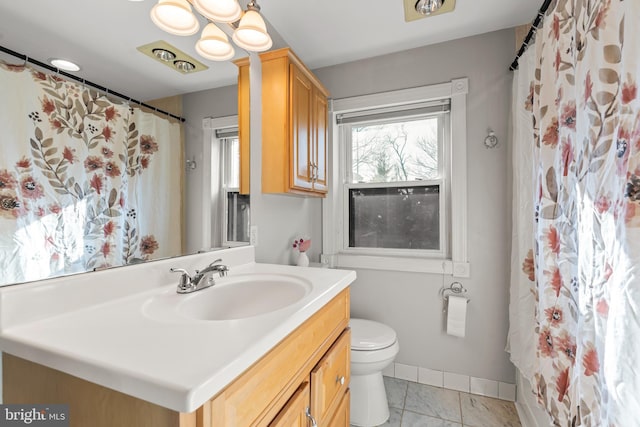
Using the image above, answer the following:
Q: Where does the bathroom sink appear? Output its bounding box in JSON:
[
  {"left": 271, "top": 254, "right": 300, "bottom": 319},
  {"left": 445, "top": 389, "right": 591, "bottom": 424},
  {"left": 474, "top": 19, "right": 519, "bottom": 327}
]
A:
[{"left": 143, "top": 273, "right": 312, "bottom": 321}]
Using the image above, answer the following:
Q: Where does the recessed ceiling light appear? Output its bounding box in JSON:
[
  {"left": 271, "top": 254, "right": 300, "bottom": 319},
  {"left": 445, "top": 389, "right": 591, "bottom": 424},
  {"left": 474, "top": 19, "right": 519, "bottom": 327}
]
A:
[
  {"left": 415, "top": 0, "right": 445, "bottom": 15},
  {"left": 137, "top": 40, "right": 208, "bottom": 74},
  {"left": 152, "top": 48, "right": 176, "bottom": 61},
  {"left": 173, "top": 60, "right": 196, "bottom": 73},
  {"left": 49, "top": 58, "right": 81, "bottom": 72}
]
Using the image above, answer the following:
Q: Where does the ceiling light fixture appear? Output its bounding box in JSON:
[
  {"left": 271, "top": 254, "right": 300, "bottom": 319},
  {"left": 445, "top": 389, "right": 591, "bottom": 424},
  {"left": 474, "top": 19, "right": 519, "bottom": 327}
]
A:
[
  {"left": 152, "top": 48, "right": 176, "bottom": 61},
  {"left": 49, "top": 58, "right": 81, "bottom": 72},
  {"left": 138, "top": 40, "right": 208, "bottom": 73},
  {"left": 415, "top": 0, "right": 445, "bottom": 15},
  {"left": 150, "top": 0, "right": 200, "bottom": 36},
  {"left": 150, "top": 0, "right": 272, "bottom": 63},
  {"left": 173, "top": 59, "right": 196, "bottom": 73},
  {"left": 196, "top": 23, "right": 235, "bottom": 61},
  {"left": 231, "top": 0, "right": 272, "bottom": 52},
  {"left": 193, "top": 0, "right": 242, "bottom": 23}
]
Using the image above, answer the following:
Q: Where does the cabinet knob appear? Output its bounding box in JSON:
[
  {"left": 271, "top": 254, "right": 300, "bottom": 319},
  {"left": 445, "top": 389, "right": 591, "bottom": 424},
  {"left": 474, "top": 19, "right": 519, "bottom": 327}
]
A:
[
  {"left": 305, "top": 407, "right": 318, "bottom": 427},
  {"left": 336, "top": 375, "right": 345, "bottom": 385}
]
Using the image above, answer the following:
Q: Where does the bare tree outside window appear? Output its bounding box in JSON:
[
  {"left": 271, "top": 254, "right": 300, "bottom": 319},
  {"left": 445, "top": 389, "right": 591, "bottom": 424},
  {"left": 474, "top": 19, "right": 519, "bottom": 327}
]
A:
[
  {"left": 346, "top": 114, "right": 445, "bottom": 252},
  {"left": 415, "top": 135, "right": 439, "bottom": 178},
  {"left": 350, "top": 117, "right": 440, "bottom": 184}
]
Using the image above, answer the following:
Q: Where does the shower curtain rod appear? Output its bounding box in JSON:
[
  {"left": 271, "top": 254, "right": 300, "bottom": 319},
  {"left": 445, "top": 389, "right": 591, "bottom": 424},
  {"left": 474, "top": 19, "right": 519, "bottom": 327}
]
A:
[
  {"left": 0, "top": 44, "right": 185, "bottom": 123},
  {"left": 509, "top": 0, "right": 552, "bottom": 71}
]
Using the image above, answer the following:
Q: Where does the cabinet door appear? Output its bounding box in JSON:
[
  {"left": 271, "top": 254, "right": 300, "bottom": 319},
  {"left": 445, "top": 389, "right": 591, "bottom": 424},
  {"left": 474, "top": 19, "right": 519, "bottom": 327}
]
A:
[
  {"left": 311, "top": 88, "right": 328, "bottom": 194},
  {"left": 326, "top": 389, "right": 350, "bottom": 427},
  {"left": 310, "top": 329, "right": 350, "bottom": 425},
  {"left": 290, "top": 63, "right": 314, "bottom": 191},
  {"left": 269, "top": 382, "right": 311, "bottom": 427}
]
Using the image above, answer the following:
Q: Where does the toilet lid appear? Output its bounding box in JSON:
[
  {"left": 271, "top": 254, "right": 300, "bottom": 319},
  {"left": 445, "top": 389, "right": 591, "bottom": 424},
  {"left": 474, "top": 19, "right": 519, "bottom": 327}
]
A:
[{"left": 350, "top": 318, "right": 397, "bottom": 350}]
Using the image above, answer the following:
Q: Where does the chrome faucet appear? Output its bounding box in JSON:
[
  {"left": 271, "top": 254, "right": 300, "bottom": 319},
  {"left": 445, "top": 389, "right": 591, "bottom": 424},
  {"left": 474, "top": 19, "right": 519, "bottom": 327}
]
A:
[{"left": 170, "top": 259, "right": 229, "bottom": 294}]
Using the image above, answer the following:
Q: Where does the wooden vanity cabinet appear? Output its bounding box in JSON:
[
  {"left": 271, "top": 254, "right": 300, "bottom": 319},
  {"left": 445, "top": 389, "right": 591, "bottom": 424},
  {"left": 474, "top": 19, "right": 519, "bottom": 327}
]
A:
[
  {"left": 310, "top": 330, "right": 350, "bottom": 425},
  {"left": 327, "top": 389, "right": 350, "bottom": 427},
  {"left": 3, "top": 288, "right": 351, "bottom": 427},
  {"left": 200, "top": 288, "right": 350, "bottom": 426},
  {"left": 260, "top": 48, "right": 329, "bottom": 197},
  {"left": 268, "top": 328, "right": 350, "bottom": 427},
  {"left": 268, "top": 382, "right": 311, "bottom": 427}
]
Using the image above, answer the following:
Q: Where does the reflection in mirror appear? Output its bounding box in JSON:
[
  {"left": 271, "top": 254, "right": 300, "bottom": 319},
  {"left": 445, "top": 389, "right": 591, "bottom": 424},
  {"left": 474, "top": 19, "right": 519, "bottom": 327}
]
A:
[
  {"left": 220, "top": 132, "right": 251, "bottom": 246},
  {"left": 0, "top": 61, "right": 183, "bottom": 286},
  {"left": 0, "top": 0, "right": 254, "bottom": 288}
]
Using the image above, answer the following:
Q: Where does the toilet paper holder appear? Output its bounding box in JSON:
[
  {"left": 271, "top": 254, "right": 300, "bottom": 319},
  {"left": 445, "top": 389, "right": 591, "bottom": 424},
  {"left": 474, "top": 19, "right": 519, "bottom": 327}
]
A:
[{"left": 440, "top": 282, "right": 470, "bottom": 303}]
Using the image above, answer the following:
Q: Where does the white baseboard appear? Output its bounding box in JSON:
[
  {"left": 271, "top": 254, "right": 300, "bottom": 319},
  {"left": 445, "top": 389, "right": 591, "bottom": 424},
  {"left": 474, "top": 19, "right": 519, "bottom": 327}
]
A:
[{"left": 384, "top": 362, "right": 516, "bottom": 402}]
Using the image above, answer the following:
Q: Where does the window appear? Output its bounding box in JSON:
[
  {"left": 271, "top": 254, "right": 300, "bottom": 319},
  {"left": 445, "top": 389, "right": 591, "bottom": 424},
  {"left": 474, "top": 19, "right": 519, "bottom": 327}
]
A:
[
  {"left": 349, "top": 185, "right": 441, "bottom": 250},
  {"left": 324, "top": 80, "right": 469, "bottom": 275},
  {"left": 219, "top": 129, "right": 250, "bottom": 246},
  {"left": 340, "top": 102, "right": 449, "bottom": 257}
]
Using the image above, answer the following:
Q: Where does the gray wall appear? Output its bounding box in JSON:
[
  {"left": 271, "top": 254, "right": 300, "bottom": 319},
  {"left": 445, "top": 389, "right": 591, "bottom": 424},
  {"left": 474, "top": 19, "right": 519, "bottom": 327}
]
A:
[
  {"left": 314, "top": 28, "right": 515, "bottom": 383},
  {"left": 182, "top": 28, "right": 515, "bottom": 383}
]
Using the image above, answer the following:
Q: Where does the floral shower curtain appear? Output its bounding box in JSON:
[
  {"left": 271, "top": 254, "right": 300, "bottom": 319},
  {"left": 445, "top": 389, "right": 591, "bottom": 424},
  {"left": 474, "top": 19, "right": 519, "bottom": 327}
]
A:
[
  {"left": 0, "top": 62, "right": 182, "bottom": 285},
  {"left": 506, "top": 46, "right": 538, "bottom": 393},
  {"left": 508, "top": 0, "right": 640, "bottom": 424}
]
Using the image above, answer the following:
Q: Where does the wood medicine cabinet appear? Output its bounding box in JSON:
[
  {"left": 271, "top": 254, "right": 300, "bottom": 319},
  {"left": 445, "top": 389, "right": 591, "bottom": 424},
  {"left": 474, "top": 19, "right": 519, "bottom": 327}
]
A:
[{"left": 236, "top": 48, "right": 329, "bottom": 197}]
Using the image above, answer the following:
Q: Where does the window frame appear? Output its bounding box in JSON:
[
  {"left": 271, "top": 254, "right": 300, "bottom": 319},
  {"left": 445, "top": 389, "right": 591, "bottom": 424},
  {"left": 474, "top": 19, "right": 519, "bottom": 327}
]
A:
[
  {"left": 323, "top": 79, "right": 470, "bottom": 276},
  {"left": 220, "top": 135, "right": 250, "bottom": 247},
  {"left": 340, "top": 111, "right": 450, "bottom": 259},
  {"left": 201, "top": 115, "right": 250, "bottom": 251}
]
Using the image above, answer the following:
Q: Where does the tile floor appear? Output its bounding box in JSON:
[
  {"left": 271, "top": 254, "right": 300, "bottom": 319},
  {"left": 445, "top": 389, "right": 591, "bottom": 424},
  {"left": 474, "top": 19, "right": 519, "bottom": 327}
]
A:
[{"left": 352, "top": 377, "right": 522, "bottom": 427}]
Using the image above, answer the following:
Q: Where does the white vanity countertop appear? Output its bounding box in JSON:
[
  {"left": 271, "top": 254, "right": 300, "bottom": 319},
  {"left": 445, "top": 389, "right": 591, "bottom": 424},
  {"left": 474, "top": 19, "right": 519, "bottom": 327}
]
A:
[{"left": 0, "top": 248, "right": 356, "bottom": 413}]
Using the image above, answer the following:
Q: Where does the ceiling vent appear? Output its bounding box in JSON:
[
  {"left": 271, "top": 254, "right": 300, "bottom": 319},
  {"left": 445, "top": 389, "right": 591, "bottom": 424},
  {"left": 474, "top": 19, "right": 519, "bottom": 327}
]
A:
[
  {"left": 403, "top": 0, "right": 456, "bottom": 22},
  {"left": 137, "top": 40, "right": 209, "bottom": 74}
]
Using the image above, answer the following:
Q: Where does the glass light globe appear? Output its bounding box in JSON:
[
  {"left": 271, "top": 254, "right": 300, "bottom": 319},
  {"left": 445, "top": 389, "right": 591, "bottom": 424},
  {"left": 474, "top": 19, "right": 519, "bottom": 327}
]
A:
[
  {"left": 150, "top": 0, "right": 199, "bottom": 36},
  {"left": 193, "top": 0, "right": 242, "bottom": 23},
  {"left": 196, "top": 23, "right": 235, "bottom": 61},
  {"left": 232, "top": 10, "right": 272, "bottom": 52}
]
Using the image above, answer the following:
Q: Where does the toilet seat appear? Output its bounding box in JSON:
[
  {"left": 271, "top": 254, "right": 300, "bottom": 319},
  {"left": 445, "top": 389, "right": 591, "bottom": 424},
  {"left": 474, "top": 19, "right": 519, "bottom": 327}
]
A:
[{"left": 350, "top": 318, "right": 397, "bottom": 351}]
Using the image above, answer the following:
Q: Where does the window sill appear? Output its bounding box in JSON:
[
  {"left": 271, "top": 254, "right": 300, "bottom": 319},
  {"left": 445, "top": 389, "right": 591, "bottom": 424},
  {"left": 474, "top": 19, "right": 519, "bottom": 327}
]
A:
[{"left": 330, "top": 253, "right": 470, "bottom": 276}]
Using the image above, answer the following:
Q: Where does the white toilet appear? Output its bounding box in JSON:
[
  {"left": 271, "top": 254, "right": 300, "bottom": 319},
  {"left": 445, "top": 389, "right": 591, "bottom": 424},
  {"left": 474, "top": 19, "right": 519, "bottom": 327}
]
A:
[{"left": 349, "top": 318, "right": 400, "bottom": 427}]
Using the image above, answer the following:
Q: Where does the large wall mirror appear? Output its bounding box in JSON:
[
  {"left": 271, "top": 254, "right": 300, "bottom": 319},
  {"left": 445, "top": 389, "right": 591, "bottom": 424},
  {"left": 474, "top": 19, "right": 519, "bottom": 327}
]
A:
[{"left": 0, "top": 1, "right": 257, "bottom": 287}]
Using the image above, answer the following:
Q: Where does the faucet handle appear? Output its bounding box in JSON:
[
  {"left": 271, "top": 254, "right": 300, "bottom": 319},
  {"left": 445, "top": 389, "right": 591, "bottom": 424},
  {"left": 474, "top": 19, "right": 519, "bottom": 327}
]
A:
[
  {"left": 170, "top": 268, "right": 192, "bottom": 291},
  {"left": 170, "top": 267, "right": 191, "bottom": 278}
]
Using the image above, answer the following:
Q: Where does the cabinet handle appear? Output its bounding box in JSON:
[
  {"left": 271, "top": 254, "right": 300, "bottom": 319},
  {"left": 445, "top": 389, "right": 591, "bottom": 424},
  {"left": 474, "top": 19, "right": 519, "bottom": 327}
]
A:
[
  {"left": 310, "top": 162, "right": 317, "bottom": 182},
  {"left": 336, "top": 375, "right": 345, "bottom": 385},
  {"left": 305, "top": 407, "right": 318, "bottom": 427}
]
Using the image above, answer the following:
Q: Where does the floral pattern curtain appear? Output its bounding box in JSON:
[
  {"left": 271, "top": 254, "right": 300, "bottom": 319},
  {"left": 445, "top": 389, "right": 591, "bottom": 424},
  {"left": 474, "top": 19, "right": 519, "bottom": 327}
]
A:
[
  {"left": 506, "top": 46, "right": 539, "bottom": 393},
  {"left": 0, "top": 62, "right": 182, "bottom": 285},
  {"left": 509, "top": 0, "right": 640, "bottom": 425}
]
